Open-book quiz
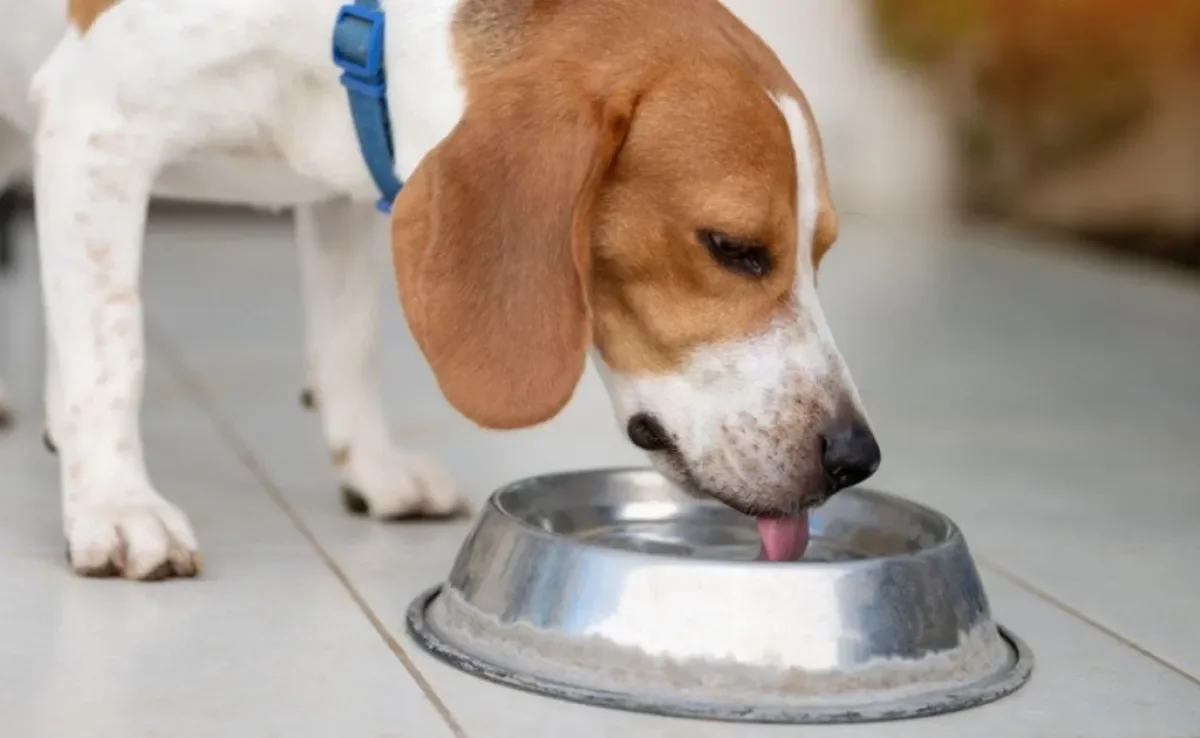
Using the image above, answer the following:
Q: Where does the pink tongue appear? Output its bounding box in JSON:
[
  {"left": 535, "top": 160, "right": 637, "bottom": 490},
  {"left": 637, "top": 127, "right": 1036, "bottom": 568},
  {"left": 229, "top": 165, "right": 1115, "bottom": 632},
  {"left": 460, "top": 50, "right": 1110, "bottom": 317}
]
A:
[{"left": 756, "top": 514, "right": 810, "bottom": 562}]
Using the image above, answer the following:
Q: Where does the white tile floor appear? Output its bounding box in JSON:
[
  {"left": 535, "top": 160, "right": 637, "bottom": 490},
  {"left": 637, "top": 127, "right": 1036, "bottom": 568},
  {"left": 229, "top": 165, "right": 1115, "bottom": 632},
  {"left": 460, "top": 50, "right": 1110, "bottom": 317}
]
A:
[{"left": 1, "top": 207, "right": 1198, "bottom": 737}]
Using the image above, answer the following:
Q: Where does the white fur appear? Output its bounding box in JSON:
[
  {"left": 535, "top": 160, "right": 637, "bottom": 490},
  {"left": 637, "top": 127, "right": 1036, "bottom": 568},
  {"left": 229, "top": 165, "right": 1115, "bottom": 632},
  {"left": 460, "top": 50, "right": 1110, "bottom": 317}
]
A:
[
  {"left": 597, "top": 95, "right": 866, "bottom": 513},
  {"left": 0, "top": 0, "right": 470, "bottom": 578}
]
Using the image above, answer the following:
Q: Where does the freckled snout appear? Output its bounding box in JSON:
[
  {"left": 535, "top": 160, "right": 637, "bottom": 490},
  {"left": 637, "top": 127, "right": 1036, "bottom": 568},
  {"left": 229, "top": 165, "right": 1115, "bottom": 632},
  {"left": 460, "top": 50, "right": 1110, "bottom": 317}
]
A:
[
  {"left": 819, "top": 420, "right": 881, "bottom": 494},
  {"left": 623, "top": 402, "right": 880, "bottom": 511}
]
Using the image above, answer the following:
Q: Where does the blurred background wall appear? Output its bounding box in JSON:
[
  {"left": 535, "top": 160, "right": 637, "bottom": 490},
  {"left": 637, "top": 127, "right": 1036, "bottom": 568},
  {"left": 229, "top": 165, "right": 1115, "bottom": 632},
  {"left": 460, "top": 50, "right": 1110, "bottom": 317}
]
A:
[{"left": 725, "top": 0, "right": 1200, "bottom": 269}]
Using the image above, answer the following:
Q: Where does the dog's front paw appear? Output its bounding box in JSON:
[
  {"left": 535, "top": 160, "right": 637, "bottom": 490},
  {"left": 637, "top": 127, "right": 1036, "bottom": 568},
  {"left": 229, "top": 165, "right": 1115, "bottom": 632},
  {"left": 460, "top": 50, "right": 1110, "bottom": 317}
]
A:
[
  {"left": 65, "top": 491, "right": 201, "bottom": 580},
  {"left": 339, "top": 446, "right": 469, "bottom": 520}
]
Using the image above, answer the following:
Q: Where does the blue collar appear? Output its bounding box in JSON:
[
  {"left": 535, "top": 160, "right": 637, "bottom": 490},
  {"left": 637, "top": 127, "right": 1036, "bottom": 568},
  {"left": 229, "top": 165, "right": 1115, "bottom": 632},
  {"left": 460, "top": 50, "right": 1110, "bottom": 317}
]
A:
[{"left": 332, "top": 0, "right": 403, "bottom": 214}]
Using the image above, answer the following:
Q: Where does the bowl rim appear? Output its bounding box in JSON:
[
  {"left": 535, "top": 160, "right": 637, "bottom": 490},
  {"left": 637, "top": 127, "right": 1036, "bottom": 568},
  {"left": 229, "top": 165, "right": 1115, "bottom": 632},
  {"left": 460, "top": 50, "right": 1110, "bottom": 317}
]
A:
[{"left": 482, "top": 466, "right": 968, "bottom": 571}]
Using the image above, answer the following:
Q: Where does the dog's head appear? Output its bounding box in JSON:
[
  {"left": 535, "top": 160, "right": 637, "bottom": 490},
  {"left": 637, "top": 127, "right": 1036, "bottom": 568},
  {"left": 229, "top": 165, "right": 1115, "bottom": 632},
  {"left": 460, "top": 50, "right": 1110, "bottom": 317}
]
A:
[{"left": 390, "top": 0, "right": 879, "bottom": 553}]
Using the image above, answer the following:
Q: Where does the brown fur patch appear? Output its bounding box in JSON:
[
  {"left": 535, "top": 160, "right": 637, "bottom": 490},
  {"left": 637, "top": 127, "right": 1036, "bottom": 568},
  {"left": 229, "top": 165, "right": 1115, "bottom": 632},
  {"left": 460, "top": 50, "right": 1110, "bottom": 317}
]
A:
[
  {"left": 70, "top": 0, "right": 118, "bottom": 32},
  {"left": 390, "top": 0, "right": 836, "bottom": 428}
]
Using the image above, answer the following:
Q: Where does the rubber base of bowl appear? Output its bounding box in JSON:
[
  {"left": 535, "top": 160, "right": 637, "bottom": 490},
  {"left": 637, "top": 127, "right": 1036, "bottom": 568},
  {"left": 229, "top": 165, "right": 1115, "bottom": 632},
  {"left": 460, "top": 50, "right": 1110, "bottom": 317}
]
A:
[{"left": 405, "top": 585, "right": 1035, "bottom": 725}]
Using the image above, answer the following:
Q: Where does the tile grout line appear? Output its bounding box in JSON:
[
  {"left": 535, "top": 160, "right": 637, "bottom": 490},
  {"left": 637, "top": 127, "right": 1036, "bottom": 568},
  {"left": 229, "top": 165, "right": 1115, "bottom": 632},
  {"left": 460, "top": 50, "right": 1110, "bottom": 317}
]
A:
[
  {"left": 146, "top": 325, "right": 471, "bottom": 738},
  {"left": 978, "top": 557, "right": 1200, "bottom": 688}
]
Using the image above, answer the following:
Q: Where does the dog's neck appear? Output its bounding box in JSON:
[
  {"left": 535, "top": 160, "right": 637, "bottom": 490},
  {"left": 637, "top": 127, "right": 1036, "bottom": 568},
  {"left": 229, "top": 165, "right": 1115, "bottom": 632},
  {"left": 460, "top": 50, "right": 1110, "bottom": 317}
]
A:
[{"left": 374, "top": 0, "right": 467, "bottom": 182}]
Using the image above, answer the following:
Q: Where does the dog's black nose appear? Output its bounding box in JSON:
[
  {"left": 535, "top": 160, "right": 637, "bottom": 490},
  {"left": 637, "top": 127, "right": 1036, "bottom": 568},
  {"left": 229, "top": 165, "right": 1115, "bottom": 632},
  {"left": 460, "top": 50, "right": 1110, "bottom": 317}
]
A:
[
  {"left": 820, "top": 423, "right": 881, "bottom": 493},
  {"left": 627, "top": 413, "right": 673, "bottom": 452}
]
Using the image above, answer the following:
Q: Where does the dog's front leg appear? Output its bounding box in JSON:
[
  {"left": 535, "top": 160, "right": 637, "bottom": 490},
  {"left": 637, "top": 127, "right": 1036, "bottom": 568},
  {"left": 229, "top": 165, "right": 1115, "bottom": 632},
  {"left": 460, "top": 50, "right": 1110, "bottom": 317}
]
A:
[
  {"left": 35, "top": 95, "right": 199, "bottom": 580},
  {"left": 295, "top": 200, "right": 467, "bottom": 519}
]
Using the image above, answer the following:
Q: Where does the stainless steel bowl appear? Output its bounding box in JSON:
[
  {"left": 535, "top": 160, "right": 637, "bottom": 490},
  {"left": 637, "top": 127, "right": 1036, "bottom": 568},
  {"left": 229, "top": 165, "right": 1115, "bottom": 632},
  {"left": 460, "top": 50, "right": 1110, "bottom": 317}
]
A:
[{"left": 407, "top": 468, "right": 1032, "bottom": 724}]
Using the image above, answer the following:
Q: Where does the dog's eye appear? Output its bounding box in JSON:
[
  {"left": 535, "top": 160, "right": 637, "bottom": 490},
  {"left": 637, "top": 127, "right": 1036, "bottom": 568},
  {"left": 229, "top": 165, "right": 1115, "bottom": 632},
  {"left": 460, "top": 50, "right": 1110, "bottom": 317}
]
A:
[{"left": 697, "top": 229, "right": 771, "bottom": 278}]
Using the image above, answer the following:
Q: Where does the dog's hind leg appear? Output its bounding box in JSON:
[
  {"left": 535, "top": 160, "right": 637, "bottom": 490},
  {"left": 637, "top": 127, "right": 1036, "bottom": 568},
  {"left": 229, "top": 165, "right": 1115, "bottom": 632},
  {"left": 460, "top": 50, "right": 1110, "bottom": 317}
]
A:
[
  {"left": 0, "top": 119, "right": 28, "bottom": 271},
  {"left": 0, "top": 119, "right": 29, "bottom": 429}
]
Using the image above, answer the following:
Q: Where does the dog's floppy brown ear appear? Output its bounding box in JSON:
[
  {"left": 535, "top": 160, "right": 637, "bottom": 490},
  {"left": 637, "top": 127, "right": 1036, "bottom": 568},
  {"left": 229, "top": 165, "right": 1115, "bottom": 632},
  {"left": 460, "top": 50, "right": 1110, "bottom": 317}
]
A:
[{"left": 390, "top": 68, "right": 630, "bottom": 430}]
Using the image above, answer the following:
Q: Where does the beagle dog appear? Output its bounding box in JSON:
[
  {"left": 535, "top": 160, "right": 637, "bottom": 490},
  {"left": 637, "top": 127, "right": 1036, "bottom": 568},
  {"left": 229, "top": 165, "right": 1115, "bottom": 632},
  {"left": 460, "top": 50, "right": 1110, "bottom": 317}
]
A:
[{"left": 0, "top": 0, "right": 880, "bottom": 580}]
